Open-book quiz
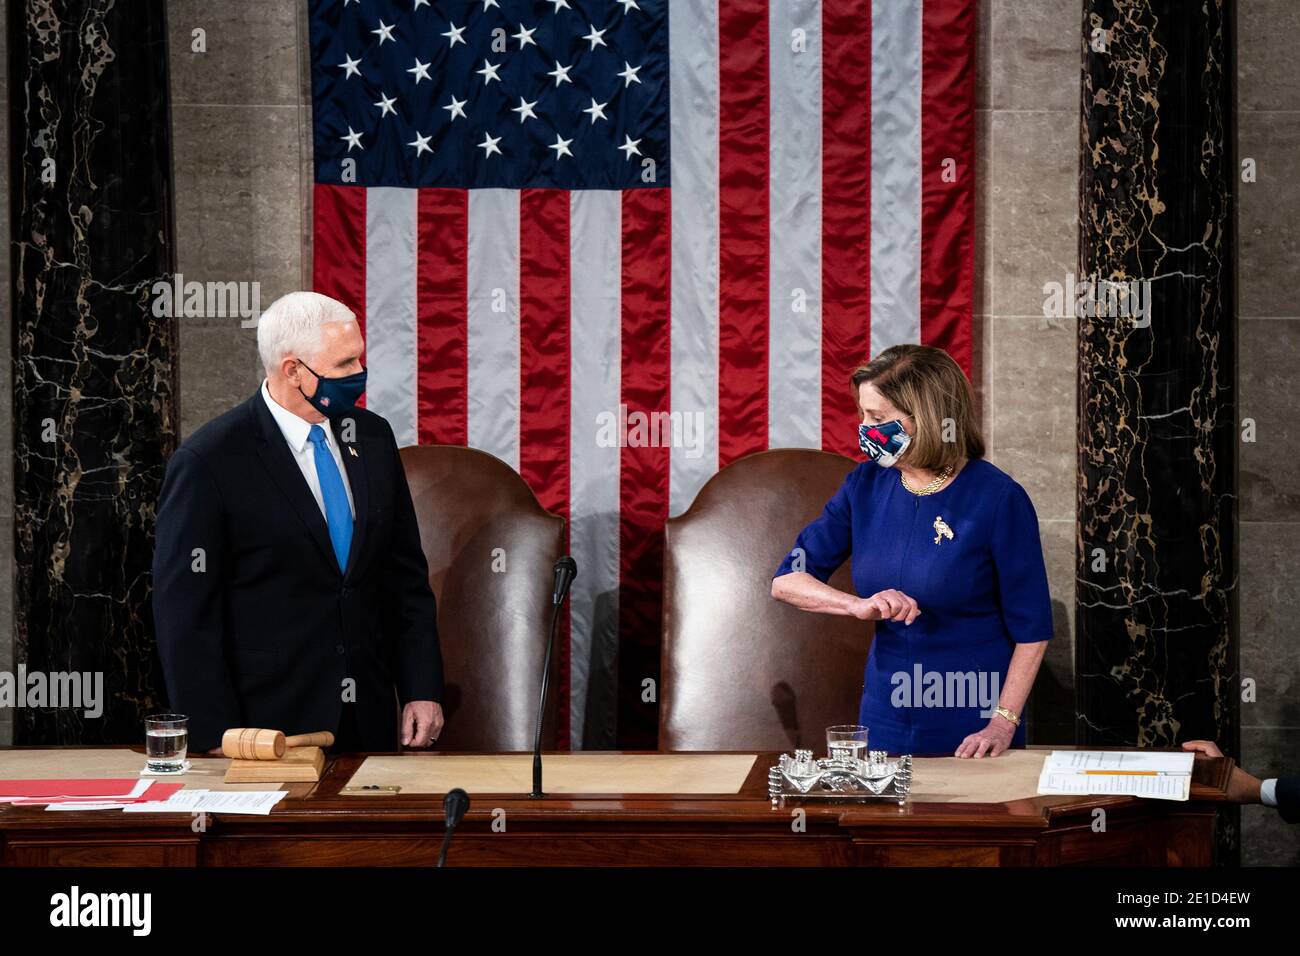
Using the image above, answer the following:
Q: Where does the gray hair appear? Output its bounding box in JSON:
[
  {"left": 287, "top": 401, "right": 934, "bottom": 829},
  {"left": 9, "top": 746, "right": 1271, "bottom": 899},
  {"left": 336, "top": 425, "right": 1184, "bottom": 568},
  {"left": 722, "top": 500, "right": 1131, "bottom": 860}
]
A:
[{"left": 256, "top": 291, "right": 357, "bottom": 375}]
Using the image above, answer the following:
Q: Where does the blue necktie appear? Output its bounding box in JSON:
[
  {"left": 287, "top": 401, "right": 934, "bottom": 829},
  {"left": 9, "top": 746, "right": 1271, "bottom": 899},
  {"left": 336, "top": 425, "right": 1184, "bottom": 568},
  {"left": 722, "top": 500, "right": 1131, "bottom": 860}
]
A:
[{"left": 308, "top": 424, "right": 353, "bottom": 573}]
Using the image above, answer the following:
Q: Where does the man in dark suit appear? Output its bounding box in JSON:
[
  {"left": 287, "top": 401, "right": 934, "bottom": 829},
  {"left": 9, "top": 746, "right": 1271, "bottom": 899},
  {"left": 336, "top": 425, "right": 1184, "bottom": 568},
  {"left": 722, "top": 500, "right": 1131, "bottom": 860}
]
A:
[
  {"left": 1183, "top": 741, "right": 1299, "bottom": 823},
  {"left": 152, "top": 291, "right": 445, "bottom": 753}
]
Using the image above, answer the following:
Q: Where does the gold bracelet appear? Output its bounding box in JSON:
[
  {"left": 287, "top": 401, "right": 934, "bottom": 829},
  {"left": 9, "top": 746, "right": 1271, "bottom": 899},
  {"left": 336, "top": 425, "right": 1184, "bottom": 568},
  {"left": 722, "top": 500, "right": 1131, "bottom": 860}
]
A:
[{"left": 994, "top": 706, "right": 1020, "bottom": 726}]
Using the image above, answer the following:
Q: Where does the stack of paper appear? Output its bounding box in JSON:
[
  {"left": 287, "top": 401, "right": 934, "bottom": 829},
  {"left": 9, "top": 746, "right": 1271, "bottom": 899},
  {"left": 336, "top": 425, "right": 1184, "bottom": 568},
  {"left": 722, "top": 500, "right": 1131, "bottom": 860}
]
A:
[
  {"left": 0, "top": 779, "right": 287, "bottom": 814},
  {"left": 1036, "top": 751, "right": 1195, "bottom": 801},
  {"left": 121, "top": 789, "right": 288, "bottom": 816},
  {"left": 0, "top": 779, "right": 184, "bottom": 809}
]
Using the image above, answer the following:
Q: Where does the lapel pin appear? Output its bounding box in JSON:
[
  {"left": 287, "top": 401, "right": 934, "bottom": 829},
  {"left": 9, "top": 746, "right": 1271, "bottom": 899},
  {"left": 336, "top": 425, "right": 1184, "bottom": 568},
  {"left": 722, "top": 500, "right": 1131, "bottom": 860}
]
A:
[
  {"left": 933, "top": 515, "right": 954, "bottom": 545},
  {"left": 348, "top": 446, "right": 359, "bottom": 458}
]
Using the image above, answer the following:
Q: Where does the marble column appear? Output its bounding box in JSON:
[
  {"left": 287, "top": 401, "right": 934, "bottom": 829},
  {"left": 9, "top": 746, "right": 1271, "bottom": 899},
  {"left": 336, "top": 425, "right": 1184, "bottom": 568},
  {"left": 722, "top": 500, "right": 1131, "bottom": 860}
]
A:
[
  {"left": 10, "top": 0, "right": 178, "bottom": 743},
  {"left": 1076, "top": 0, "right": 1237, "bottom": 756}
]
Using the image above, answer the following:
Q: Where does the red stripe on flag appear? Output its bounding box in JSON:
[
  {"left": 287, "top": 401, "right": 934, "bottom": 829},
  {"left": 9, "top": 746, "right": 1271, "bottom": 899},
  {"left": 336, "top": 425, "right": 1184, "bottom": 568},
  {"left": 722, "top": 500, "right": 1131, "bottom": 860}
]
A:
[
  {"left": 920, "top": 0, "right": 976, "bottom": 376},
  {"left": 312, "top": 182, "right": 367, "bottom": 343},
  {"left": 617, "top": 188, "right": 671, "bottom": 750},
  {"left": 416, "top": 189, "right": 468, "bottom": 446},
  {"left": 821, "top": 2, "right": 873, "bottom": 460},
  {"left": 821, "top": 0, "right": 872, "bottom": 456},
  {"left": 717, "top": 0, "right": 770, "bottom": 467},
  {"left": 519, "top": 189, "right": 573, "bottom": 750}
]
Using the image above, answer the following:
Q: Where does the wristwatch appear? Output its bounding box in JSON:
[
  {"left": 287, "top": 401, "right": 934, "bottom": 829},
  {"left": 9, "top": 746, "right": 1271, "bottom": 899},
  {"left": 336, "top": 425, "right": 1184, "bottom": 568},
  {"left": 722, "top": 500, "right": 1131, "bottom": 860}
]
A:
[{"left": 994, "top": 706, "right": 1020, "bottom": 726}]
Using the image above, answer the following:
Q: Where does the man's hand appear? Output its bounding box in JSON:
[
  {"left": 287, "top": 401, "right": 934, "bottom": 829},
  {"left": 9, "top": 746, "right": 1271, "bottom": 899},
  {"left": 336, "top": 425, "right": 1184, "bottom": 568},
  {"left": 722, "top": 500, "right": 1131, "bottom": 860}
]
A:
[
  {"left": 401, "top": 700, "right": 445, "bottom": 747},
  {"left": 1183, "top": 740, "right": 1262, "bottom": 804}
]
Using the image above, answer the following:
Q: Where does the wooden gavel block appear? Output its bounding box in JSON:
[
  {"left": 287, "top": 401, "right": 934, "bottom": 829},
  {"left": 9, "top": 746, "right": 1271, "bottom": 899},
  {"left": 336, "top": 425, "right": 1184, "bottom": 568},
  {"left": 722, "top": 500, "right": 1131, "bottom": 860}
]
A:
[
  {"left": 221, "top": 728, "right": 335, "bottom": 784},
  {"left": 221, "top": 728, "right": 335, "bottom": 761}
]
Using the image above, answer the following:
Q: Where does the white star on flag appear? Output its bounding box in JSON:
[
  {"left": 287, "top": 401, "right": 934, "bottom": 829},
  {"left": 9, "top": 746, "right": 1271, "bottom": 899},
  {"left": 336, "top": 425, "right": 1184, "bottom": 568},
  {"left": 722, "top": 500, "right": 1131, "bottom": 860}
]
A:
[
  {"left": 374, "top": 92, "right": 397, "bottom": 118},
  {"left": 477, "top": 60, "right": 502, "bottom": 85},
  {"left": 478, "top": 133, "right": 503, "bottom": 157},
  {"left": 582, "top": 26, "right": 607, "bottom": 49},
  {"left": 341, "top": 127, "right": 364, "bottom": 151},
  {"left": 549, "top": 135, "right": 574, "bottom": 159},
  {"left": 512, "top": 97, "right": 539, "bottom": 122},
  {"left": 618, "top": 134, "right": 641, "bottom": 159},
  {"left": 408, "top": 58, "right": 432, "bottom": 83},
  {"left": 444, "top": 95, "right": 468, "bottom": 120},
  {"left": 548, "top": 61, "right": 573, "bottom": 86},
  {"left": 442, "top": 22, "right": 466, "bottom": 47},
  {"left": 583, "top": 98, "right": 609, "bottom": 124},
  {"left": 618, "top": 62, "right": 642, "bottom": 86},
  {"left": 514, "top": 24, "right": 537, "bottom": 48},
  {"left": 338, "top": 53, "right": 362, "bottom": 79},
  {"left": 407, "top": 131, "right": 433, "bottom": 156},
  {"left": 372, "top": 21, "right": 396, "bottom": 45}
]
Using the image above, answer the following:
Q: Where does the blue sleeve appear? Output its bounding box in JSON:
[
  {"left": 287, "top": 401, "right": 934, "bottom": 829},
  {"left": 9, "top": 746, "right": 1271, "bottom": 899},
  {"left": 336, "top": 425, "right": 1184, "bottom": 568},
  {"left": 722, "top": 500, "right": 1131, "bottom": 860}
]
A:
[
  {"left": 1275, "top": 776, "right": 1300, "bottom": 824},
  {"left": 991, "top": 482, "right": 1054, "bottom": 643},
  {"left": 773, "top": 467, "right": 857, "bottom": 583}
]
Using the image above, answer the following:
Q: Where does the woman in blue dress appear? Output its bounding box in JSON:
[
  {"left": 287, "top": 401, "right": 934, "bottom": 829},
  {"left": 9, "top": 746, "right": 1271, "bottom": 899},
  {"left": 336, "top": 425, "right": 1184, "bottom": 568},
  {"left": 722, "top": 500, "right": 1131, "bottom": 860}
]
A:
[{"left": 771, "top": 345, "right": 1053, "bottom": 758}]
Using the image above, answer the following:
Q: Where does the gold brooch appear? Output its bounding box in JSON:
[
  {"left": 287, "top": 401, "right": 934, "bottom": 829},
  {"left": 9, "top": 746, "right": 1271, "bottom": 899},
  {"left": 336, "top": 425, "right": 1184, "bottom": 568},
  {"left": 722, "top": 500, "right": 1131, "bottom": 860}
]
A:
[{"left": 933, "top": 516, "right": 954, "bottom": 544}]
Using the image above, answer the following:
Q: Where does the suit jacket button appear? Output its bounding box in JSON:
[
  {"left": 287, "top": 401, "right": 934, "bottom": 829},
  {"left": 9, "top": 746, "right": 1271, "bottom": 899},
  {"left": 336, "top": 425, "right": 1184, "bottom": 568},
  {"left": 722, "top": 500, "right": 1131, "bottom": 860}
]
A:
[{"left": 335, "top": 643, "right": 345, "bottom": 654}]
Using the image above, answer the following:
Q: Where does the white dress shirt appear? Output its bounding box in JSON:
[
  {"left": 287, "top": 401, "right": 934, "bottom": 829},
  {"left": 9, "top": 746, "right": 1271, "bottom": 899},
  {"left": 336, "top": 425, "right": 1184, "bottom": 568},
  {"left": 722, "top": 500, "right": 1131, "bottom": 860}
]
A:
[{"left": 261, "top": 380, "right": 355, "bottom": 520}]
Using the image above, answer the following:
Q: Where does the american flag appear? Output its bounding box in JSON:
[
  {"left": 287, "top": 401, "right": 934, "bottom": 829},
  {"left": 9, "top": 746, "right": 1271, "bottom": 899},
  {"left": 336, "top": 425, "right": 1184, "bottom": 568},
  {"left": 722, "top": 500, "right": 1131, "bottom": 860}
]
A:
[{"left": 307, "top": 0, "right": 975, "bottom": 749}]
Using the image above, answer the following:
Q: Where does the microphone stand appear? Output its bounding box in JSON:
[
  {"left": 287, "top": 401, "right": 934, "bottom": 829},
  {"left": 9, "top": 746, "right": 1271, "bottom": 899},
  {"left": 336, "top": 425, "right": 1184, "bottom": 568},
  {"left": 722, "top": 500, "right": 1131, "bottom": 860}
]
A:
[{"left": 530, "top": 597, "right": 564, "bottom": 798}]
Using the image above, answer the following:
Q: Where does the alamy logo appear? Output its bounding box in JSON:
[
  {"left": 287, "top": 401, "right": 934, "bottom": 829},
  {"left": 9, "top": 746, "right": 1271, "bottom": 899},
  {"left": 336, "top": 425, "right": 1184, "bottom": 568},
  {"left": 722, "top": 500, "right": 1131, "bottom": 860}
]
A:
[
  {"left": 890, "top": 664, "right": 1001, "bottom": 718},
  {"left": 0, "top": 666, "right": 103, "bottom": 718},
  {"left": 49, "top": 886, "right": 151, "bottom": 936},
  {"left": 150, "top": 273, "right": 261, "bottom": 328},
  {"left": 1042, "top": 271, "right": 1151, "bottom": 327}
]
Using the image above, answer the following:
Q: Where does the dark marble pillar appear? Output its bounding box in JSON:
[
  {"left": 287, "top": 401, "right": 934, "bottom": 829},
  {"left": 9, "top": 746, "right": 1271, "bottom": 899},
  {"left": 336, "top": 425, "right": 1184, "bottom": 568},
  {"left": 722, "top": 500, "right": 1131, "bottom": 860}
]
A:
[
  {"left": 1076, "top": 1, "right": 1236, "bottom": 756},
  {"left": 9, "top": 0, "right": 177, "bottom": 743}
]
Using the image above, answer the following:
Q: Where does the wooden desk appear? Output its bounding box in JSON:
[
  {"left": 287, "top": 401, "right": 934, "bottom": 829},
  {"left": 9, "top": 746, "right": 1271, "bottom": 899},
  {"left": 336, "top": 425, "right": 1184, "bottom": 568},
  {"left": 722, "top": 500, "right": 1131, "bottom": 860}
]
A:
[{"left": 0, "top": 746, "right": 1230, "bottom": 867}]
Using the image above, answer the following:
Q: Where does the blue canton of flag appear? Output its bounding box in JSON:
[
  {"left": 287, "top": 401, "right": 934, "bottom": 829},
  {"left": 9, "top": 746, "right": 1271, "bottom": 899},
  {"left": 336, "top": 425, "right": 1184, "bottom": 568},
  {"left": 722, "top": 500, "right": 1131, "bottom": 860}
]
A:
[{"left": 309, "top": 0, "right": 670, "bottom": 189}]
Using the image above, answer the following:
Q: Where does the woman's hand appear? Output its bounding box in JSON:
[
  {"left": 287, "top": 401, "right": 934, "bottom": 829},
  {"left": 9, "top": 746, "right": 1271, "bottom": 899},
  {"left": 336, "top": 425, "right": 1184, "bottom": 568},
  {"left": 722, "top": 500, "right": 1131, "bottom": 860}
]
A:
[
  {"left": 955, "top": 714, "right": 1016, "bottom": 758},
  {"left": 851, "top": 589, "right": 921, "bottom": 624}
]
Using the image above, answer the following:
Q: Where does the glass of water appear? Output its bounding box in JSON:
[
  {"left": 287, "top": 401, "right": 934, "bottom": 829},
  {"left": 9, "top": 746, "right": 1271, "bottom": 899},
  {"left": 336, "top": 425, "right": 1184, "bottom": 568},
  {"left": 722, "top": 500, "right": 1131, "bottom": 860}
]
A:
[
  {"left": 144, "top": 714, "right": 189, "bottom": 772},
  {"left": 826, "top": 724, "right": 869, "bottom": 764}
]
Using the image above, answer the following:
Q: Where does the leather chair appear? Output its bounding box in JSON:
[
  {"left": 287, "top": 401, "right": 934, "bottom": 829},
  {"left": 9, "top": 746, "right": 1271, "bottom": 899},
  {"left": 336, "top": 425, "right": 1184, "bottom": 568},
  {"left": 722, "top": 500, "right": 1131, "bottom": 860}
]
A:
[
  {"left": 400, "top": 446, "right": 565, "bottom": 751},
  {"left": 660, "top": 449, "right": 872, "bottom": 752}
]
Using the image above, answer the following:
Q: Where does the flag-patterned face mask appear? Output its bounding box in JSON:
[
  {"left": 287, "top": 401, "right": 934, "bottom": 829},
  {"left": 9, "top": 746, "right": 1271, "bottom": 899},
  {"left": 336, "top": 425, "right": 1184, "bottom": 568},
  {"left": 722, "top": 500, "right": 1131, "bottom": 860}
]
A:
[{"left": 858, "top": 417, "right": 912, "bottom": 467}]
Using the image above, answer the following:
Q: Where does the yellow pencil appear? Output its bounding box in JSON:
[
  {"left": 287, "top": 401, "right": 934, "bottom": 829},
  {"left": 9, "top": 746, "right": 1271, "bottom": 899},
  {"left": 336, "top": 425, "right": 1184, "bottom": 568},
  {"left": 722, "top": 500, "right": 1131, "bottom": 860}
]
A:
[{"left": 1083, "top": 770, "right": 1157, "bottom": 776}]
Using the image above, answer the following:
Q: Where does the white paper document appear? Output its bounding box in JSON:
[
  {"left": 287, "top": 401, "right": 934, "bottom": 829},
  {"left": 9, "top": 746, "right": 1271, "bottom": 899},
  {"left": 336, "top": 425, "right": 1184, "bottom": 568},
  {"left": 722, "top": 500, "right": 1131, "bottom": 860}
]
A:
[
  {"left": 1036, "top": 750, "right": 1195, "bottom": 801},
  {"left": 118, "top": 789, "right": 289, "bottom": 815}
]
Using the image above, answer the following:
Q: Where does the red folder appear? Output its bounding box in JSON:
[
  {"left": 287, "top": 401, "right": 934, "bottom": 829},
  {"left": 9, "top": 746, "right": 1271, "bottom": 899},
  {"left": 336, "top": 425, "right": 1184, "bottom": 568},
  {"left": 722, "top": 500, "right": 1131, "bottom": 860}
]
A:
[{"left": 0, "top": 779, "right": 184, "bottom": 805}]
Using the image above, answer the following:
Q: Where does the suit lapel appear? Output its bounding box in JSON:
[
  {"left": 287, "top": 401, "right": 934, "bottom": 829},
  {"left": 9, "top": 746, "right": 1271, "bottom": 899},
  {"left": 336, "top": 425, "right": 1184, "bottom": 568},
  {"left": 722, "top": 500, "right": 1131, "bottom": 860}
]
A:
[
  {"left": 247, "top": 393, "right": 339, "bottom": 575},
  {"left": 338, "top": 424, "right": 370, "bottom": 582}
]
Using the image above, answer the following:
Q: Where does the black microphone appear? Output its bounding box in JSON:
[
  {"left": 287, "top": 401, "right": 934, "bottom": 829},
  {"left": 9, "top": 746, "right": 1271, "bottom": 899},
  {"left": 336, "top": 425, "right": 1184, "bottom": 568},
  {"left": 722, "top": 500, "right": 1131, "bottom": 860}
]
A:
[
  {"left": 551, "top": 555, "right": 577, "bottom": 607},
  {"left": 437, "top": 787, "right": 469, "bottom": 867},
  {"left": 533, "top": 556, "right": 577, "bottom": 798}
]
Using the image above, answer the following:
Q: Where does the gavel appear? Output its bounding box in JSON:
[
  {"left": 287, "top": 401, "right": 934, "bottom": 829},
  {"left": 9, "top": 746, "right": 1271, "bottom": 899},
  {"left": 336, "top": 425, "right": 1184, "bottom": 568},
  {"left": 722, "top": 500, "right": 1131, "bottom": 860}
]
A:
[{"left": 221, "top": 728, "right": 335, "bottom": 761}]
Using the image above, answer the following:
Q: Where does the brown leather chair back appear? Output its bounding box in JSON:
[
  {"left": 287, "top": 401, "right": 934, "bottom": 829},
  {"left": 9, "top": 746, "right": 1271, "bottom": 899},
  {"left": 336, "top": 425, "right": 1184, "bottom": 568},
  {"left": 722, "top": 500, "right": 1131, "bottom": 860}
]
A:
[
  {"left": 660, "top": 449, "right": 871, "bottom": 751},
  {"left": 401, "top": 446, "right": 565, "bottom": 751}
]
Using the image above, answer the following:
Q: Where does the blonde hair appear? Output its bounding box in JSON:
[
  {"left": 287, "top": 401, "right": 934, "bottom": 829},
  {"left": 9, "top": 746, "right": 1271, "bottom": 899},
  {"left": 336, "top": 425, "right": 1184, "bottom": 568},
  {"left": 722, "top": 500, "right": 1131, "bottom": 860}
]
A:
[{"left": 850, "top": 345, "right": 984, "bottom": 471}]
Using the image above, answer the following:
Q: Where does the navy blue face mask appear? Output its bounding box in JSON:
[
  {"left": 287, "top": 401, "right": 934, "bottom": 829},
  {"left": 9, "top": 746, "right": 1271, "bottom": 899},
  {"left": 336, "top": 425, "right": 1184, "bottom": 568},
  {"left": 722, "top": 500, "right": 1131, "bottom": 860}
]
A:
[{"left": 297, "top": 360, "right": 367, "bottom": 419}]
